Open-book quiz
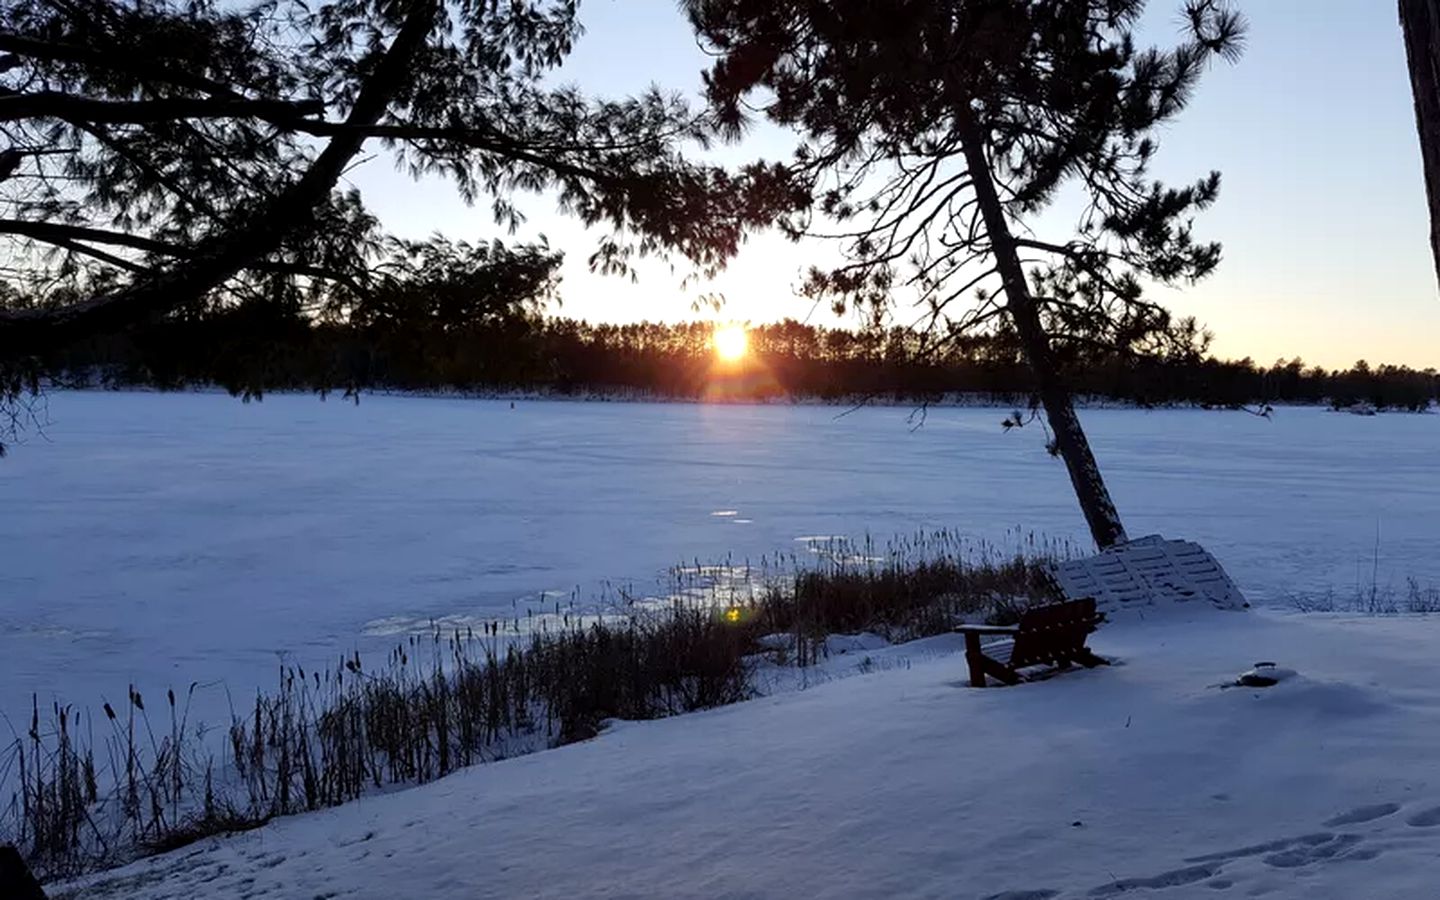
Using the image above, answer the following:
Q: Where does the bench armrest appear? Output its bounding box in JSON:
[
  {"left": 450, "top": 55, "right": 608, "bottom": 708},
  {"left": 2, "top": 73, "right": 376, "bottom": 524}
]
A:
[{"left": 954, "top": 624, "right": 1020, "bottom": 635}]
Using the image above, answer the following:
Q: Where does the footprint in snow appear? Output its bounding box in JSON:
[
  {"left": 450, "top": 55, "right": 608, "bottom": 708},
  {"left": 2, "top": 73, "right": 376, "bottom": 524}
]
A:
[
  {"left": 1262, "top": 833, "right": 1363, "bottom": 868},
  {"left": 1404, "top": 806, "right": 1440, "bottom": 827},
  {"left": 1081, "top": 800, "right": 1419, "bottom": 899},
  {"left": 1088, "top": 864, "right": 1218, "bottom": 896},
  {"left": 1185, "top": 832, "right": 1331, "bottom": 864},
  {"left": 1323, "top": 803, "right": 1401, "bottom": 827}
]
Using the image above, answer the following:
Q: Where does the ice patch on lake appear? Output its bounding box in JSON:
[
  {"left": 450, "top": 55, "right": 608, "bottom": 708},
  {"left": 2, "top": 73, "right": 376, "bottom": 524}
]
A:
[{"left": 4, "top": 623, "right": 112, "bottom": 641}]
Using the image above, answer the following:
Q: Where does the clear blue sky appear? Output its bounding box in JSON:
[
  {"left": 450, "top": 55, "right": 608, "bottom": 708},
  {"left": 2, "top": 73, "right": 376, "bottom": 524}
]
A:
[{"left": 349, "top": 0, "right": 1440, "bottom": 370}]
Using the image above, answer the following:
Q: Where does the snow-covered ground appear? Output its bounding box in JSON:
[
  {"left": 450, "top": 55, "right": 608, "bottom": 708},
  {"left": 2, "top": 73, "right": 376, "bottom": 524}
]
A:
[
  {"left": 3, "top": 391, "right": 1437, "bottom": 731},
  {"left": 50, "top": 607, "right": 1440, "bottom": 899}
]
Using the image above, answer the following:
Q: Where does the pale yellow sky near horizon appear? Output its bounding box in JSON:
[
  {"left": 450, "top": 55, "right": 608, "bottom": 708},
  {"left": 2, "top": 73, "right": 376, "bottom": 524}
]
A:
[{"left": 349, "top": 1, "right": 1440, "bottom": 372}]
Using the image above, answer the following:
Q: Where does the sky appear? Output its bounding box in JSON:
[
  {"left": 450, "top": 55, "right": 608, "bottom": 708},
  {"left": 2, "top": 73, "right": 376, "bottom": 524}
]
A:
[{"left": 348, "top": 0, "right": 1440, "bottom": 371}]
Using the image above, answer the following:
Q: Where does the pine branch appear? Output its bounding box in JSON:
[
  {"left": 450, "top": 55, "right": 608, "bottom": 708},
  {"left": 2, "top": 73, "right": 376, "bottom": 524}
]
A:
[
  {"left": 282, "top": 119, "right": 617, "bottom": 184},
  {"left": 0, "top": 218, "right": 181, "bottom": 254},
  {"left": 0, "top": 0, "right": 438, "bottom": 353},
  {"left": 0, "top": 218, "right": 364, "bottom": 286},
  {"left": 0, "top": 89, "right": 323, "bottom": 125},
  {"left": 0, "top": 32, "right": 247, "bottom": 100}
]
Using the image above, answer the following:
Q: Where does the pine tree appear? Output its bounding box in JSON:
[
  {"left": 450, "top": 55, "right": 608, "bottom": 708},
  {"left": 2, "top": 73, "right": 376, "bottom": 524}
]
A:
[
  {"left": 684, "top": 0, "right": 1243, "bottom": 547},
  {"left": 0, "top": 7, "right": 795, "bottom": 343},
  {"left": 0, "top": 0, "right": 801, "bottom": 450}
]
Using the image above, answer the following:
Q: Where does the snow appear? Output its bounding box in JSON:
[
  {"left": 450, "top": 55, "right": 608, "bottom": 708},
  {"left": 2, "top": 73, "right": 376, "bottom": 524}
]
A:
[
  {"left": 1052, "top": 535, "right": 1250, "bottom": 611},
  {"left": 8, "top": 391, "right": 1440, "bottom": 896},
  {"left": 2, "top": 391, "right": 1437, "bottom": 734},
  {"left": 49, "top": 608, "right": 1440, "bottom": 899}
]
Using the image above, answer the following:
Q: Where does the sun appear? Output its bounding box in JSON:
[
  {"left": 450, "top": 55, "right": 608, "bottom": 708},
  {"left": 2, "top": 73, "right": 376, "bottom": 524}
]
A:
[{"left": 712, "top": 324, "right": 749, "bottom": 362}]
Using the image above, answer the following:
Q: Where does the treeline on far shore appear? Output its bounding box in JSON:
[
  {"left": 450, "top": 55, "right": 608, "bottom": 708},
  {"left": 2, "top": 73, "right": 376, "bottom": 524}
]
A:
[{"left": 35, "top": 311, "right": 1439, "bottom": 411}]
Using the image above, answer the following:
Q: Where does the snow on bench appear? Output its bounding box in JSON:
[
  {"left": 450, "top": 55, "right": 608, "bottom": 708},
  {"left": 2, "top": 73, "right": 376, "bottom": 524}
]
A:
[{"left": 1048, "top": 534, "right": 1247, "bottom": 613}]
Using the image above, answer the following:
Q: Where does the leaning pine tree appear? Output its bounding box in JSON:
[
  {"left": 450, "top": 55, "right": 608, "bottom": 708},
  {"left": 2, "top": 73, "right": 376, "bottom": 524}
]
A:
[
  {"left": 685, "top": 0, "right": 1244, "bottom": 548},
  {"left": 1399, "top": 0, "right": 1440, "bottom": 292}
]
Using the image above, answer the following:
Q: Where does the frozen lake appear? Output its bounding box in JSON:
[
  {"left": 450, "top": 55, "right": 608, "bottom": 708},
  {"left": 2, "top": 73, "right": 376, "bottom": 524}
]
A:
[{"left": 2, "top": 391, "right": 1437, "bottom": 727}]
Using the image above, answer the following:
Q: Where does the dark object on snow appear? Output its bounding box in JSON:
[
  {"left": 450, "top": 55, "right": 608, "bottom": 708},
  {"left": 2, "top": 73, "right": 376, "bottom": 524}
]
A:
[
  {"left": 1236, "top": 662, "right": 1295, "bottom": 688},
  {"left": 0, "top": 845, "right": 46, "bottom": 899},
  {"left": 955, "top": 598, "right": 1108, "bottom": 688}
]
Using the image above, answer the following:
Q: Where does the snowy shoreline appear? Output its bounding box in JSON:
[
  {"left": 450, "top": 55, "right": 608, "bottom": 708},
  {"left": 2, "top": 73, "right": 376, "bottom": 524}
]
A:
[
  {"left": 50, "top": 607, "right": 1440, "bottom": 900},
  {"left": 40, "top": 381, "right": 1411, "bottom": 412}
]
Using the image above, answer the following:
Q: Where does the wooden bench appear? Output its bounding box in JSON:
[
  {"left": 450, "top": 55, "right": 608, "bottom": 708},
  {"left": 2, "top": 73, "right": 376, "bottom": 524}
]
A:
[{"left": 955, "top": 598, "right": 1107, "bottom": 687}]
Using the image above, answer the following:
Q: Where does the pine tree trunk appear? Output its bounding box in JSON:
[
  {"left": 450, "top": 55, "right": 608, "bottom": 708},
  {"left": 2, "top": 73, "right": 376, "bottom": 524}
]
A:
[
  {"left": 957, "top": 113, "right": 1129, "bottom": 550},
  {"left": 1400, "top": 0, "right": 1440, "bottom": 292}
]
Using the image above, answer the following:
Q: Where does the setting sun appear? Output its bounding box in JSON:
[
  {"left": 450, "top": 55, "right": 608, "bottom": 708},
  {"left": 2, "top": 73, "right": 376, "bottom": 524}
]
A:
[{"left": 712, "top": 324, "right": 749, "bottom": 362}]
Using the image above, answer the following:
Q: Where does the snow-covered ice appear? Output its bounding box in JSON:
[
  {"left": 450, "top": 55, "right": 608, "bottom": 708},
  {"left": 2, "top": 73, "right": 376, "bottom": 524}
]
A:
[
  {"left": 7, "top": 391, "right": 1440, "bottom": 897},
  {"left": 49, "top": 608, "right": 1440, "bottom": 899},
  {"left": 2, "top": 390, "right": 1436, "bottom": 730}
]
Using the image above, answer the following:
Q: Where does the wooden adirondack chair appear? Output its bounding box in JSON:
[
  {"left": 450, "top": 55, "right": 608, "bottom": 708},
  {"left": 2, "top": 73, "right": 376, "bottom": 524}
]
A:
[{"left": 955, "top": 598, "right": 1107, "bottom": 687}]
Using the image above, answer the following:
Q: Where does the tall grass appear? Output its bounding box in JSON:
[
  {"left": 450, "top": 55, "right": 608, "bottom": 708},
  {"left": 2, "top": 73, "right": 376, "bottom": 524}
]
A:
[
  {"left": 1288, "top": 577, "right": 1440, "bottom": 615},
  {"left": 1, "top": 531, "right": 1062, "bottom": 881}
]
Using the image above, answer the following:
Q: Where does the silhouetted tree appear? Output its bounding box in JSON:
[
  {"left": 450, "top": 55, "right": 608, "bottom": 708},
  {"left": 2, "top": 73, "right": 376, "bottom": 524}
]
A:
[
  {"left": 339, "top": 238, "right": 562, "bottom": 390},
  {"left": 684, "top": 0, "right": 1244, "bottom": 548},
  {"left": 0, "top": 0, "right": 799, "bottom": 449},
  {"left": 1400, "top": 0, "right": 1440, "bottom": 291}
]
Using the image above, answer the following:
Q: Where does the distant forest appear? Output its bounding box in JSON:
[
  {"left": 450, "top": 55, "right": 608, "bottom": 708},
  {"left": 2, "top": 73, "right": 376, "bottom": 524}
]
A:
[{"left": 36, "top": 306, "right": 1438, "bottom": 411}]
